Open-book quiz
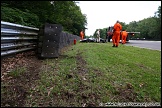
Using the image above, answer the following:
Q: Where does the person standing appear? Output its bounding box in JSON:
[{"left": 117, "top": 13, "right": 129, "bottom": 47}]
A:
[
  {"left": 121, "top": 29, "right": 128, "bottom": 44},
  {"left": 112, "top": 20, "right": 122, "bottom": 47},
  {"left": 105, "top": 28, "right": 108, "bottom": 42},
  {"left": 107, "top": 26, "right": 113, "bottom": 42},
  {"left": 96, "top": 29, "right": 100, "bottom": 43},
  {"left": 80, "top": 30, "right": 84, "bottom": 40}
]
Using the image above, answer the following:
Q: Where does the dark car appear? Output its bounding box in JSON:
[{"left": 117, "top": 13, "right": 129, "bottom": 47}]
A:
[
  {"left": 80, "top": 37, "right": 106, "bottom": 43},
  {"left": 80, "top": 38, "right": 96, "bottom": 42},
  {"left": 100, "top": 38, "right": 106, "bottom": 43}
]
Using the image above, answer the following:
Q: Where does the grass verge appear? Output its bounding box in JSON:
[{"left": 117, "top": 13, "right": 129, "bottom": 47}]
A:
[{"left": 1, "top": 42, "right": 161, "bottom": 107}]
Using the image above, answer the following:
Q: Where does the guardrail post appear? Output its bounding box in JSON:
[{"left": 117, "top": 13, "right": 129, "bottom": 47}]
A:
[{"left": 37, "top": 23, "right": 62, "bottom": 58}]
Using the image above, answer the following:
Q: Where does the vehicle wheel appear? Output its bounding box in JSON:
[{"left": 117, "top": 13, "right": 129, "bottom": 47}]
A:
[
  {"left": 126, "top": 35, "right": 130, "bottom": 41},
  {"left": 108, "top": 36, "right": 111, "bottom": 42}
]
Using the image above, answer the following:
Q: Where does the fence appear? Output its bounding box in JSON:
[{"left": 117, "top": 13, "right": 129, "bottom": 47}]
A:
[{"left": 1, "top": 21, "right": 80, "bottom": 58}]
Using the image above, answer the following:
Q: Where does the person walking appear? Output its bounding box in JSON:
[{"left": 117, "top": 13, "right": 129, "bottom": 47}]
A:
[
  {"left": 80, "top": 30, "right": 84, "bottom": 40},
  {"left": 96, "top": 29, "right": 100, "bottom": 43},
  {"left": 121, "top": 29, "right": 128, "bottom": 44},
  {"left": 112, "top": 20, "right": 122, "bottom": 47}
]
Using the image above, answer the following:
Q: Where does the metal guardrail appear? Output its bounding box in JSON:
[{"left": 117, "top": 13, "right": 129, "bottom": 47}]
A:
[
  {"left": 1, "top": 21, "right": 39, "bottom": 56},
  {"left": 1, "top": 21, "right": 80, "bottom": 58}
]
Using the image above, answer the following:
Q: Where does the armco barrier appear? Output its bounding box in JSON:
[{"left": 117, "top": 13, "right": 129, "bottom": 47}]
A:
[
  {"left": 1, "top": 21, "right": 80, "bottom": 58},
  {"left": 1, "top": 21, "right": 39, "bottom": 57}
]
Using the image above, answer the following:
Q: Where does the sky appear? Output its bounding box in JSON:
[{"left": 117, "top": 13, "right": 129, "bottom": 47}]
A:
[{"left": 76, "top": 1, "right": 161, "bottom": 36}]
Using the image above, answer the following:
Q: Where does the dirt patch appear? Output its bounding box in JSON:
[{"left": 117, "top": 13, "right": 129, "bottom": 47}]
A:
[
  {"left": 136, "top": 63, "right": 152, "bottom": 70},
  {"left": 76, "top": 51, "right": 88, "bottom": 74},
  {"left": 111, "top": 83, "right": 138, "bottom": 102},
  {"left": 1, "top": 49, "right": 101, "bottom": 107},
  {"left": 1, "top": 51, "right": 43, "bottom": 107},
  {"left": 74, "top": 50, "right": 101, "bottom": 107}
]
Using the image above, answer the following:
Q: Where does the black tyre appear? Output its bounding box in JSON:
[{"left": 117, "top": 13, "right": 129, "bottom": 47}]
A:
[
  {"left": 108, "top": 36, "right": 111, "bottom": 42},
  {"left": 126, "top": 35, "right": 130, "bottom": 41}
]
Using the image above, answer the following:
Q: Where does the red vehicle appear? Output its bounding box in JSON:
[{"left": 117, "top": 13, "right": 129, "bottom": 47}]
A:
[{"left": 106, "top": 26, "right": 140, "bottom": 42}]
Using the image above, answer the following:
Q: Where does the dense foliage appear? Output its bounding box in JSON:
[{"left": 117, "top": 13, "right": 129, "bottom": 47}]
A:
[
  {"left": 1, "top": 1, "right": 160, "bottom": 40},
  {"left": 1, "top": 1, "right": 87, "bottom": 35}
]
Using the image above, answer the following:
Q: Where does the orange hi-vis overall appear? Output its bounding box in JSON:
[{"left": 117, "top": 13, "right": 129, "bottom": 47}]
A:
[
  {"left": 121, "top": 30, "right": 128, "bottom": 44},
  {"left": 80, "top": 31, "right": 84, "bottom": 40},
  {"left": 112, "top": 23, "right": 122, "bottom": 47}
]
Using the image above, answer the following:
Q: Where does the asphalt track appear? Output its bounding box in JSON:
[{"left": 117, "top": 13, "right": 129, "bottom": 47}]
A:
[{"left": 125, "top": 40, "right": 161, "bottom": 51}]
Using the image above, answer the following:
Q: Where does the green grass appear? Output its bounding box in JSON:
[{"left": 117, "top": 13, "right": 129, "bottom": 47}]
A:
[
  {"left": 2, "top": 42, "right": 161, "bottom": 107},
  {"left": 27, "top": 42, "right": 160, "bottom": 107},
  {"left": 8, "top": 67, "right": 26, "bottom": 77}
]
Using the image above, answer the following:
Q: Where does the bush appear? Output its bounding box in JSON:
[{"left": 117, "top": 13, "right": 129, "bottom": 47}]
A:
[{"left": 1, "top": 6, "right": 40, "bottom": 27}]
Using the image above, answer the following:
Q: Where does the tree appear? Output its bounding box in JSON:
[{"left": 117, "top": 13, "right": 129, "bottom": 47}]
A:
[
  {"left": 120, "top": 22, "right": 128, "bottom": 31},
  {"left": 154, "top": 6, "right": 161, "bottom": 40},
  {"left": 49, "top": 1, "right": 87, "bottom": 35},
  {"left": 1, "top": 1, "right": 87, "bottom": 35}
]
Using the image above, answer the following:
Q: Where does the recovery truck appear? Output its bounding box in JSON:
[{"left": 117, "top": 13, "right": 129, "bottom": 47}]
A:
[{"left": 106, "top": 26, "right": 140, "bottom": 42}]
